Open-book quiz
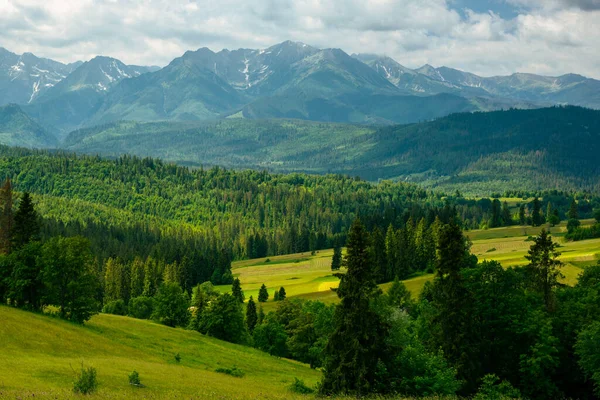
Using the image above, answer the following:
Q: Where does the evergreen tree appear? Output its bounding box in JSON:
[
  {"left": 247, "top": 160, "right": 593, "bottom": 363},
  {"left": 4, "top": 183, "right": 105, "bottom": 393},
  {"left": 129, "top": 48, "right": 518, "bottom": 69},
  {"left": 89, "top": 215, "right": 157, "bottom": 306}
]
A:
[
  {"left": 320, "top": 219, "right": 389, "bottom": 396},
  {"left": 231, "top": 278, "right": 244, "bottom": 303},
  {"left": 274, "top": 291, "right": 280, "bottom": 301},
  {"left": 502, "top": 202, "right": 512, "bottom": 226},
  {"left": 0, "top": 177, "right": 13, "bottom": 255},
  {"left": 258, "top": 283, "right": 269, "bottom": 302},
  {"left": 246, "top": 296, "right": 258, "bottom": 332},
  {"left": 11, "top": 192, "right": 40, "bottom": 250},
  {"left": 525, "top": 229, "right": 563, "bottom": 311},
  {"left": 430, "top": 221, "right": 477, "bottom": 388},
  {"left": 386, "top": 276, "right": 412, "bottom": 310},
  {"left": 331, "top": 246, "right": 342, "bottom": 271},
  {"left": 532, "top": 198, "right": 543, "bottom": 227},
  {"left": 519, "top": 204, "right": 526, "bottom": 225},
  {"left": 568, "top": 199, "right": 579, "bottom": 220},
  {"left": 278, "top": 286, "right": 286, "bottom": 301},
  {"left": 129, "top": 257, "right": 145, "bottom": 299}
]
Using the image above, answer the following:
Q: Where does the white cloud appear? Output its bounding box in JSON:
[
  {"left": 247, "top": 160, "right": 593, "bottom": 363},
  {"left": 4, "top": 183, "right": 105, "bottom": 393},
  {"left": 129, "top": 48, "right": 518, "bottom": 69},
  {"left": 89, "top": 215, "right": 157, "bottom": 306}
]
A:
[{"left": 0, "top": 0, "right": 598, "bottom": 79}]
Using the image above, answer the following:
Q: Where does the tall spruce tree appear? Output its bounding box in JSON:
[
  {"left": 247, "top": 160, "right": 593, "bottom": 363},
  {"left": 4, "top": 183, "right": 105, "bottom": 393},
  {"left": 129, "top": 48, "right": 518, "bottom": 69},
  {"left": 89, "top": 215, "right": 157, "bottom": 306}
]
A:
[
  {"left": 331, "top": 246, "right": 342, "bottom": 271},
  {"left": 320, "top": 219, "right": 389, "bottom": 396},
  {"left": 246, "top": 296, "right": 258, "bottom": 332},
  {"left": 525, "top": 229, "right": 563, "bottom": 311},
  {"left": 568, "top": 199, "right": 579, "bottom": 220},
  {"left": 532, "top": 198, "right": 543, "bottom": 227},
  {"left": 231, "top": 278, "right": 244, "bottom": 303},
  {"left": 258, "top": 284, "right": 269, "bottom": 302},
  {"left": 431, "top": 220, "right": 477, "bottom": 389},
  {"left": 11, "top": 192, "right": 39, "bottom": 250},
  {"left": 278, "top": 286, "right": 286, "bottom": 301}
]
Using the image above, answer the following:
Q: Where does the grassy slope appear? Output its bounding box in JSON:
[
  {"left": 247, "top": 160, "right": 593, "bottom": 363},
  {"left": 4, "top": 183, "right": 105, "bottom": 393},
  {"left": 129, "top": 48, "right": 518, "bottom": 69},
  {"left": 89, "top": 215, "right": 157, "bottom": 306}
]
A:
[
  {"left": 0, "top": 306, "right": 320, "bottom": 399},
  {"left": 224, "top": 218, "right": 600, "bottom": 309}
]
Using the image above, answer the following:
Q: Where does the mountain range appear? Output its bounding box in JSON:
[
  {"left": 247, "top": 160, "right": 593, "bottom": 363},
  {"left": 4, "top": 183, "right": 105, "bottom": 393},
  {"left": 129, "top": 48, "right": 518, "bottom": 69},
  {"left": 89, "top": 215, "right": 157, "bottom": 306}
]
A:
[{"left": 1, "top": 41, "right": 599, "bottom": 139}]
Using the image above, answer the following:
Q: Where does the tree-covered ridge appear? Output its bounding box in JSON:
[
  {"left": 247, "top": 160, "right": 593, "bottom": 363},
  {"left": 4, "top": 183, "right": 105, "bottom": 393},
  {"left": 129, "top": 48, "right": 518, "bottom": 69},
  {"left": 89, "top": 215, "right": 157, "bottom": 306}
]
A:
[{"left": 63, "top": 106, "right": 600, "bottom": 195}]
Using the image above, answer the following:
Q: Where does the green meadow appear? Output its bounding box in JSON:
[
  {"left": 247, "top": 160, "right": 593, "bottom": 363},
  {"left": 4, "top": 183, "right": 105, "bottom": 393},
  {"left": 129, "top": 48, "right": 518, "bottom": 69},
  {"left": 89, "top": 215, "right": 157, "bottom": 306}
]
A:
[
  {"left": 222, "top": 219, "right": 600, "bottom": 308},
  {"left": 0, "top": 306, "right": 320, "bottom": 399},
  {"left": 1, "top": 219, "right": 598, "bottom": 398}
]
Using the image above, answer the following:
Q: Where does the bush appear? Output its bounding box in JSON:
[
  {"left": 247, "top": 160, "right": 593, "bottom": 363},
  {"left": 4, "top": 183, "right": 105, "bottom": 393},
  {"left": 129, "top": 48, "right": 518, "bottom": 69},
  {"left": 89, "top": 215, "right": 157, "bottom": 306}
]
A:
[
  {"left": 102, "top": 299, "right": 127, "bottom": 315},
  {"left": 73, "top": 364, "right": 97, "bottom": 394},
  {"left": 289, "top": 377, "right": 314, "bottom": 394},
  {"left": 174, "top": 353, "right": 181, "bottom": 363},
  {"left": 474, "top": 374, "right": 521, "bottom": 400},
  {"left": 128, "top": 296, "right": 154, "bottom": 319},
  {"left": 128, "top": 370, "right": 141, "bottom": 386},
  {"left": 215, "top": 367, "right": 245, "bottom": 377}
]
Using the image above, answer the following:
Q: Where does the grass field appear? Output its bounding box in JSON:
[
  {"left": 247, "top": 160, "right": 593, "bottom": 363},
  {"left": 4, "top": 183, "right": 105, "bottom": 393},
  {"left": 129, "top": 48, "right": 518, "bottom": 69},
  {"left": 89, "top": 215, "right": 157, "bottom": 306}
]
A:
[
  {"left": 222, "top": 219, "right": 600, "bottom": 307},
  {"left": 0, "top": 306, "right": 320, "bottom": 399}
]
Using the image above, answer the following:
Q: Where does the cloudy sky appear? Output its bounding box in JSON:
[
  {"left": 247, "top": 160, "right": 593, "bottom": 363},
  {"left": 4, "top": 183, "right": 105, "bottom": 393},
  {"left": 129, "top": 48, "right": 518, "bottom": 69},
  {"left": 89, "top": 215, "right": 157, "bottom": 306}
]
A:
[{"left": 1, "top": 0, "right": 599, "bottom": 78}]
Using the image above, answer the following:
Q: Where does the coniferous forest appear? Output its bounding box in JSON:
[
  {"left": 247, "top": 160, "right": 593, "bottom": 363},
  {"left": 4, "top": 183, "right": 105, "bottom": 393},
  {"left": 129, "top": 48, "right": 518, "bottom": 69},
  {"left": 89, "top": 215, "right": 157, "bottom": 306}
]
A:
[{"left": 0, "top": 146, "right": 600, "bottom": 399}]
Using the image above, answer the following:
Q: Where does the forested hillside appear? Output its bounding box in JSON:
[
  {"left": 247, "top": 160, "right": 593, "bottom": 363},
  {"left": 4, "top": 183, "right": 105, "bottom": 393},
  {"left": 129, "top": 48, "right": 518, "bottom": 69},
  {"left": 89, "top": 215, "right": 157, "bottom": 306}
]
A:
[{"left": 65, "top": 106, "right": 600, "bottom": 194}]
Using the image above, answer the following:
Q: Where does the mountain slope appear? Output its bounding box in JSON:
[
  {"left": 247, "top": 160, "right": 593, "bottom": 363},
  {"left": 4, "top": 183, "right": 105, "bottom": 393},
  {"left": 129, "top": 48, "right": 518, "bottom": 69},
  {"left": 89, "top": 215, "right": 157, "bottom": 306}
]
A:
[
  {"left": 23, "top": 57, "right": 159, "bottom": 137},
  {"left": 64, "top": 106, "right": 600, "bottom": 193},
  {"left": 0, "top": 306, "right": 319, "bottom": 399},
  {"left": 87, "top": 53, "right": 245, "bottom": 126},
  {"left": 0, "top": 47, "right": 81, "bottom": 105},
  {"left": 0, "top": 104, "right": 57, "bottom": 147}
]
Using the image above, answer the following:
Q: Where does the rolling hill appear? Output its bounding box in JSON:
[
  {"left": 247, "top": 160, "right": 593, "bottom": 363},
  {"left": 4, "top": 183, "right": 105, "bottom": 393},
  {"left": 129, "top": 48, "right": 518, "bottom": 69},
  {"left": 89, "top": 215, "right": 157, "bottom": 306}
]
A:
[
  {"left": 0, "top": 104, "right": 57, "bottom": 148},
  {"left": 0, "top": 305, "right": 320, "bottom": 399},
  {"left": 64, "top": 106, "right": 600, "bottom": 194}
]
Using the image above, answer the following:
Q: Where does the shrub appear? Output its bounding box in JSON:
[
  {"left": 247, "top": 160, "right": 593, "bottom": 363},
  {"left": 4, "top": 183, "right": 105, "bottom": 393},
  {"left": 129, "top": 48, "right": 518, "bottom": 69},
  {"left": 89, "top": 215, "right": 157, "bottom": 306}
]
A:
[
  {"left": 73, "top": 364, "right": 97, "bottom": 394},
  {"left": 128, "top": 370, "right": 141, "bottom": 386},
  {"left": 102, "top": 299, "right": 127, "bottom": 315},
  {"left": 289, "top": 377, "right": 314, "bottom": 394},
  {"left": 486, "top": 248, "right": 497, "bottom": 253},
  {"left": 215, "top": 367, "right": 245, "bottom": 377},
  {"left": 128, "top": 296, "right": 154, "bottom": 319},
  {"left": 174, "top": 353, "right": 181, "bottom": 363},
  {"left": 474, "top": 374, "right": 521, "bottom": 400}
]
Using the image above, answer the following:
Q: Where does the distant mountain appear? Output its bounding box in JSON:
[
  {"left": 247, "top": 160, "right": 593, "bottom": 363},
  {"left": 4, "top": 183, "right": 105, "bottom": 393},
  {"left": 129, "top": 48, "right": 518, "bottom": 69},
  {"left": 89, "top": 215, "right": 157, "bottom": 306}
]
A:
[
  {"left": 0, "top": 104, "right": 57, "bottom": 148},
  {"left": 23, "top": 56, "right": 158, "bottom": 138},
  {"left": 86, "top": 52, "right": 246, "bottom": 127},
  {"left": 0, "top": 47, "right": 81, "bottom": 105},
  {"left": 88, "top": 43, "right": 477, "bottom": 127},
  {"left": 356, "top": 54, "right": 599, "bottom": 108},
  {"left": 64, "top": 106, "right": 600, "bottom": 193},
  {"left": 3, "top": 41, "right": 599, "bottom": 136}
]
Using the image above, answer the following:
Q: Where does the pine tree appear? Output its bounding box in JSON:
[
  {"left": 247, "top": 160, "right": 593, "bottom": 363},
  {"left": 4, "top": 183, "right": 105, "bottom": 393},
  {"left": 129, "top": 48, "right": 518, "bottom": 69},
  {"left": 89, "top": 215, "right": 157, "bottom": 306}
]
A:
[
  {"left": 231, "top": 278, "right": 244, "bottom": 303},
  {"left": 320, "top": 219, "right": 389, "bottom": 396},
  {"left": 246, "top": 296, "right": 258, "bottom": 332},
  {"left": 274, "top": 291, "right": 280, "bottom": 301},
  {"left": 386, "top": 276, "right": 411, "bottom": 310},
  {"left": 331, "top": 246, "right": 342, "bottom": 271},
  {"left": 129, "top": 257, "right": 145, "bottom": 299},
  {"left": 502, "top": 202, "right": 512, "bottom": 226},
  {"left": 519, "top": 204, "right": 526, "bottom": 225},
  {"left": 568, "top": 199, "right": 579, "bottom": 220},
  {"left": 11, "top": 192, "right": 40, "bottom": 250},
  {"left": 0, "top": 177, "right": 13, "bottom": 255},
  {"left": 258, "top": 304, "right": 265, "bottom": 324},
  {"left": 430, "top": 220, "right": 476, "bottom": 385},
  {"left": 278, "top": 286, "right": 286, "bottom": 301},
  {"left": 532, "top": 198, "right": 543, "bottom": 227},
  {"left": 525, "top": 229, "right": 563, "bottom": 311},
  {"left": 258, "top": 283, "right": 269, "bottom": 302}
]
